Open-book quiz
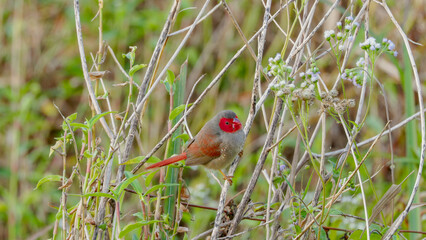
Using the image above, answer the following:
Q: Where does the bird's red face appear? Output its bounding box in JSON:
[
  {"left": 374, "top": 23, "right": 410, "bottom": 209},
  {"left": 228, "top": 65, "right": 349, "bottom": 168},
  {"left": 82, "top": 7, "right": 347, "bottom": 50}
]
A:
[{"left": 219, "top": 116, "right": 242, "bottom": 133}]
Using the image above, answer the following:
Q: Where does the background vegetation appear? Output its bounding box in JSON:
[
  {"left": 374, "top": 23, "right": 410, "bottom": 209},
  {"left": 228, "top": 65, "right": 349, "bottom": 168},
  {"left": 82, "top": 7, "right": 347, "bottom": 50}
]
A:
[{"left": 0, "top": 0, "right": 425, "bottom": 239}]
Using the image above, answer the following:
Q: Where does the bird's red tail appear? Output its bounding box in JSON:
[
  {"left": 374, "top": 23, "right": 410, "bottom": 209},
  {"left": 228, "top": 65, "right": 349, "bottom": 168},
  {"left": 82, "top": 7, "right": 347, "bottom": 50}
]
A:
[{"left": 145, "top": 152, "right": 187, "bottom": 169}]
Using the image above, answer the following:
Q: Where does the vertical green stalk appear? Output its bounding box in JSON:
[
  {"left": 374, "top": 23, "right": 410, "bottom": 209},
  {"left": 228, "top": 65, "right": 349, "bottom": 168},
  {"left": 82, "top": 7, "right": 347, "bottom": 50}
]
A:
[
  {"left": 164, "top": 61, "right": 187, "bottom": 234},
  {"left": 401, "top": 50, "right": 419, "bottom": 239}
]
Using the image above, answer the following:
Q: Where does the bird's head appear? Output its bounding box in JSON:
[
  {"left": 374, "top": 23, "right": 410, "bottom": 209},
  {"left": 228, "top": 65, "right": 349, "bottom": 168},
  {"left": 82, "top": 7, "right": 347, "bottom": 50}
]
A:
[{"left": 218, "top": 110, "right": 242, "bottom": 133}]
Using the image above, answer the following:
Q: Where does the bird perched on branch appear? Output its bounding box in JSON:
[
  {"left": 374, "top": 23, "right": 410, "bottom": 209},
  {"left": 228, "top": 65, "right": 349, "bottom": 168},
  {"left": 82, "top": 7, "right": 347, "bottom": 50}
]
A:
[{"left": 146, "top": 110, "right": 245, "bottom": 184}]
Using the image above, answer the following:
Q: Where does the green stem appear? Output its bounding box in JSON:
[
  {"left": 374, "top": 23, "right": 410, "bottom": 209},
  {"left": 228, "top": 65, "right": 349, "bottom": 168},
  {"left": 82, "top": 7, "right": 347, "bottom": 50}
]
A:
[{"left": 164, "top": 62, "right": 187, "bottom": 237}]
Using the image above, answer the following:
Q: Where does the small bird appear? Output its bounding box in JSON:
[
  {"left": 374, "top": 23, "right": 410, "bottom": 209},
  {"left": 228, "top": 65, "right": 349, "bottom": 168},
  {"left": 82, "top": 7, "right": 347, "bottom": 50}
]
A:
[{"left": 146, "top": 110, "right": 245, "bottom": 184}]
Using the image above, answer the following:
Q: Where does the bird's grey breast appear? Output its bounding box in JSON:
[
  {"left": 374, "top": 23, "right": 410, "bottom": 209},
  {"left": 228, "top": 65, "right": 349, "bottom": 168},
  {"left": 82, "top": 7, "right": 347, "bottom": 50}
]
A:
[{"left": 220, "top": 130, "right": 245, "bottom": 158}]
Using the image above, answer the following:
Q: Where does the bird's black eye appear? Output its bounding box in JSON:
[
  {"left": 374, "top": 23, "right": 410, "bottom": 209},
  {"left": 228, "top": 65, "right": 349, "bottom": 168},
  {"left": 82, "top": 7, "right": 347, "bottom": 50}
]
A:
[{"left": 226, "top": 121, "right": 229, "bottom": 125}]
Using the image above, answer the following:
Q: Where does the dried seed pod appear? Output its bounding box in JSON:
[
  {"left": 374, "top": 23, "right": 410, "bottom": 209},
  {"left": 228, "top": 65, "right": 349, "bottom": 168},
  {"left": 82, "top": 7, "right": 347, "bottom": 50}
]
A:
[
  {"left": 330, "top": 89, "right": 339, "bottom": 97},
  {"left": 348, "top": 99, "right": 356, "bottom": 108}
]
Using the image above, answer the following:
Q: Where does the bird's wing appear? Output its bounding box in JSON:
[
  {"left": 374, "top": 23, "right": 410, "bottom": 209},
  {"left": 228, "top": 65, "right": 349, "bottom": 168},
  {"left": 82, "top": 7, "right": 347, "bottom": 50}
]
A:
[
  {"left": 185, "top": 138, "right": 196, "bottom": 149},
  {"left": 185, "top": 131, "right": 221, "bottom": 166}
]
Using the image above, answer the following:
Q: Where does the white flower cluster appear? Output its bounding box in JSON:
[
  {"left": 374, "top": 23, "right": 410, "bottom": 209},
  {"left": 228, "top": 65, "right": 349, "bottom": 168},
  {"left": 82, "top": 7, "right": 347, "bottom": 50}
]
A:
[
  {"left": 360, "top": 37, "right": 398, "bottom": 57},
  {"left": 342, "top": 16, "right": 359, "bottom": 32},
  {"left": 324, "top": 30, "right": 335, "bottom": 41},
  {"left": 325, "top": 16, "right": 358, "bottom": 52},
  {"left": 342, "top": 69, "right": 362, "bottom": 88},
  {"left": 266, "top": 54, "right": 321, "bottom": 102},
  {"left": 360, "top": 37, "right": 381, "bottom": 51},
  {"left": 299, "top": 66, "right": 320, "bottom": 82},
  {"left": 265, "top": 53, "right": 293, "bottom": 78},
  {"left": 356, "top": 57, "right": 365, "bottom": 67},
  {"left": 270, "top": 80, "right": 295, "bottom": 97},
  {"left": 382, "top": 38, "right": 398, "bottom": 57}
]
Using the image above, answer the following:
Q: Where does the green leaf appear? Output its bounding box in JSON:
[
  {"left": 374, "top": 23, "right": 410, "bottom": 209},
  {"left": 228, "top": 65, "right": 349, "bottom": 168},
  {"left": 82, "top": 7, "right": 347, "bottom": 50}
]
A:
[
  {"left": 283, "top": 175, "right": 296, "bottom": 195},
  {"left": 120, "top": 156, "right": 161, "bottom": 165},
  {"left": 129, "top": 64, "right": 147, "bottom": 77},
  {"left": 302, "top": 173, "right": 313, "bottom": 199},
  {"left": 87, "top": 111, "right": 116, "bottom": 129},
  {"left": 162, "top": 79, "right": 171, "bottom": 93},
  {"left": 147, "top": 156, "right": 161, "bottom": 164},
  {"left": 173, "top": 133, "right": 189, "bottom": 143},
  {"left": 122, "top": 52, "right": 132, "bottom": 62},
  {"left": 122, "top": 46, "right": 137, "bottom": 66},
  {"left": 49, "top": 140, "right": 63, "bottom": 157},
  {"left": 349, "top": 120, "right": 360, "bottom": 130},
  {"left": 133, "top": 212, "right": 145, "bottom": 220},
  {"left": 55, "top": 205, "right": 63, "bottom": 220},
  {"left": 329, "top": 208, "right": 343, "bottom": 216},
  {"left": 113, "top": 171, "right": 146, "bottom": 196},
  {"left": 166, "top": 70, "right": 175, "bottom": 85},
  {"left": 101, "top": 91, "right": 109, "bottom": 99},
  {"left": 294, "top": 225, "right": 301, "bottom": 234},
  {"left": 145, "top": 170, "right": 158, "bottom": 187},
  {"left": 120, "top": 156, "right": 144, "bottom": 165},
  {"left": 272, "top": 176, "right": 284, "bottom": 185},
  {"left": 162, "top": 70, "right": 176, "bottom": 93},
  {"left": 35, "top": 175, "right": 63, "bottom": 190},
  {"left": 83, "top": 150, "right": 94, "bottom": 159},
  {"left": 370, "top": 231, "right": 382, "bottom": 240},
  {"left": 161, "top": 213, "right": 170, "bottom": 225},
  {"left": 83, "top": 192, "right": 116, "bottom": 200},
  {"left": 169, "top": 104, "right": 192, "bottom": 120},
  {"left": 62, "top": 113, "right": 77, "bottom": 131},
  {"left": 318, "top": 227, "right": 328, "bottom": 240},
  {"left": 348, "top": 230, "right": 363, "bottom": 240},
  {"left": 124, "top": 171, "right": 143, "bottom": 195},
  {"left": 99, "top": 223, "right": 107, "bottom": 230},
  {"left": 69, "top": 122, "right": 88, "bottom": 130},
  {"left": 119, "top": 220, "right": 163, "bottom": 238}
]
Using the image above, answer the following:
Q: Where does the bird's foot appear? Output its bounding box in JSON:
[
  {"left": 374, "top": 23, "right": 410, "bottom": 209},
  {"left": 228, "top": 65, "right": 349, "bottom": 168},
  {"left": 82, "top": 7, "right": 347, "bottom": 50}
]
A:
[
  {"left": 223, "top": 175, "right": 234, "bottom": 185},
  {"left": 238, "top": 150, "right": 244, "bottom": 157},
  {"left": 219, "top": 170, "right": 233, "bottom": 185}
]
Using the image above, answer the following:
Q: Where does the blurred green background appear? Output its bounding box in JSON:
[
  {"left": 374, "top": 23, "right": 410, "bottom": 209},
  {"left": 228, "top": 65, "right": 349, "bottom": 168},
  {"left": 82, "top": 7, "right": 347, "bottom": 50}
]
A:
[{"left": 0, "top": 0, "right": 425, "bottom": 239}]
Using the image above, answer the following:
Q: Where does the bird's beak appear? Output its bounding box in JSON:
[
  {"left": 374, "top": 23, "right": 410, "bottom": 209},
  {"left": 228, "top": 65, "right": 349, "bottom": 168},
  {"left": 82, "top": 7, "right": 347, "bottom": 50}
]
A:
[{"left": 232, "top": 117, "right": 242, "bottom": 131}]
